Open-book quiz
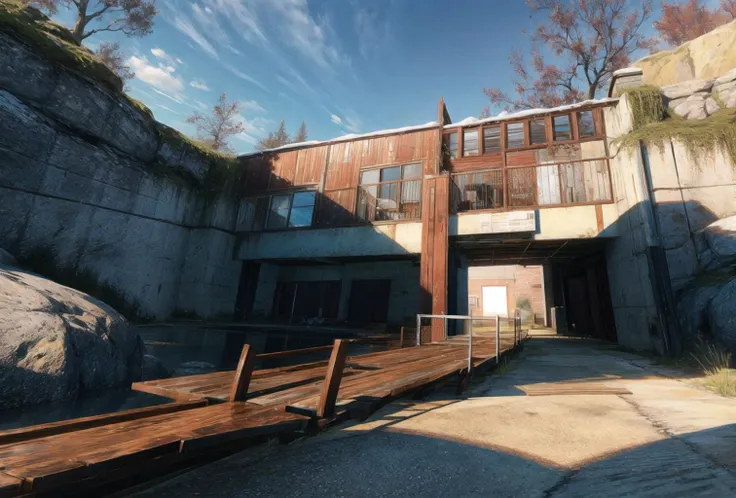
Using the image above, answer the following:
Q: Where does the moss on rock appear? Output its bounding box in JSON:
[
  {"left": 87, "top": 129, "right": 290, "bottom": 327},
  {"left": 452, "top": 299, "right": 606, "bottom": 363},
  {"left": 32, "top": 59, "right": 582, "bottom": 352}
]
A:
[{"left": 621, "top": 85, "right": 667, "bottom": 130}]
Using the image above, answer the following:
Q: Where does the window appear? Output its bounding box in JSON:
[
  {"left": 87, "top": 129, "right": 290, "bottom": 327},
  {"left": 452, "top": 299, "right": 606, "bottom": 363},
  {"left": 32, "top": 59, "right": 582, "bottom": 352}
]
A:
[
  {"left": 444, "top": 132, "right": 458, "bottom": 159},
  {"left": 463, "top": 129, "right": 479, "bottom": 156},
  {"left": 358, "top": 163, "right": 422, "bottom": 221},
  {"left": 553, "top": 115, "right": 572, "bottom": 141},
  {"left": 266, "top": 191, "right": 316, "bottom": 229},
  {"left": 577, "top": 110, "right": 595, "bottom": 138},
  {"left": 506, "top": 122, "right": 525, "bottom": 148},
  {"left": 529, "top": 119, "right": 547, "bottom": 145},
  {"left": 483, "top": 126, "right": 501, "bottom": 153}
]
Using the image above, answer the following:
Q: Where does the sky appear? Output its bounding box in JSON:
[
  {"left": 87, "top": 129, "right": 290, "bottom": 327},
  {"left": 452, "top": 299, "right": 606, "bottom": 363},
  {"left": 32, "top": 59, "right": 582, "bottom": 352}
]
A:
[{"left": 49, "top": 0, "right": 662, "bottom": 154}]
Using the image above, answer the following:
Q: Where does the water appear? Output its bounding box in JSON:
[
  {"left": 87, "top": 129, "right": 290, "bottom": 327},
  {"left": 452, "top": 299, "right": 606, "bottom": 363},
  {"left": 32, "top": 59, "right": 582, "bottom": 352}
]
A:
[
  {"left": 0, "top": 324, "right": 383, "bottom": 431},
  {"left": 0, "top": 388, "right": 170, "bottom": 431},
  {"left": 139, "top": 324, "right": 372, "bottom": 374}
]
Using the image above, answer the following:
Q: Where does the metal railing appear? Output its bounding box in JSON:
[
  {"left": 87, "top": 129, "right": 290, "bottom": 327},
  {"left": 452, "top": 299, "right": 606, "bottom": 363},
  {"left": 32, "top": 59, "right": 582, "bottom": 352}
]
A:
[{"left": 451, "top": 159, "right": 612, "bottom": 212}]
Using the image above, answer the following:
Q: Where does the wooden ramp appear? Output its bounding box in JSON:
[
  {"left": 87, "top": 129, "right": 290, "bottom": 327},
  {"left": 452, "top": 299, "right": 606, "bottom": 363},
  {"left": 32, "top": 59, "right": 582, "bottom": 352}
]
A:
[{"left": 0, "top": 333, "right": 521, "bottom": 496}]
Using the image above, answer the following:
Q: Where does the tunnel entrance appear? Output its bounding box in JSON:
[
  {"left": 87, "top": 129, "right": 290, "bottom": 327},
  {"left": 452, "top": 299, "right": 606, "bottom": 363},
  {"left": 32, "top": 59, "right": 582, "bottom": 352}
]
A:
[{"left": 451, "top": 236, "right": 617, "bottom": 343}]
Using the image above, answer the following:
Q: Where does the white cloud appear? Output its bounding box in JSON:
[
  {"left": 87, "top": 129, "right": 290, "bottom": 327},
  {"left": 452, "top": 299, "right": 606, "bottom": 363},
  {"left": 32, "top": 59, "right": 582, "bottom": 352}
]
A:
[
  {"left": 170, "top": 13, "right": 219, "bottom": 58},
  {"left": 330, "top": 114, "right": 343, "bottom": 125},
  {"left": 224, "top": 63, "right": 269, "bottom": 93},
  {"left": 241, "top": 100, "right": 266, "bottom": 113},
  {"left": 343, "top": 115, "right": 362, "bottom": 133},
  {"left": 233, "top": 113, "right": 274, "bottom": 145},
  {"left": 354, "top": 7, "right": 391, "bottom": 59},
  {"left": 152, "top": 103, "right": 184, "bottom": 116},
  {"left": 151, "top": 48, "right": 181, "bottom": 67},
  {"left": 128, "top": 56, "right": 185, "bottom": 95},
  {"left": 190, "top": 79, "right": 211, "bottom": 91}
]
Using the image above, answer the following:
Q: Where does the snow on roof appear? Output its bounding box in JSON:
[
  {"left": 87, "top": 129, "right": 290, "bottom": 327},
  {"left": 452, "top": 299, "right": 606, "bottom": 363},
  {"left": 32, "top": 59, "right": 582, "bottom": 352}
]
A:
[
  {"left": 612, "top": 67, "right": 643, "bottom": 77},
  {"left": 239, "top": 121, "right": 438, "bottom": 158},
  {"left": 442, "top": 98, "right": 619, "bottom": 130}
]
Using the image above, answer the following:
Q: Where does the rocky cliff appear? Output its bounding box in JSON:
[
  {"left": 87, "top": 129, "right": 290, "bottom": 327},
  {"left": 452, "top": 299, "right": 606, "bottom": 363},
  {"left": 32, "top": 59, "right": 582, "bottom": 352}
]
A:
[
  {"left": 635, "top": 19, "right": 736, "bottom": 87},
  {"left": 0, "top": 2, "right": 245, "bottom": 320}
]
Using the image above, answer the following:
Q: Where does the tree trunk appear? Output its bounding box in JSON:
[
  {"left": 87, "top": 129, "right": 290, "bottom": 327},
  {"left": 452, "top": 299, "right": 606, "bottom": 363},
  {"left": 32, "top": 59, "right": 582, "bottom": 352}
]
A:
[
  {"left": 71, "top": 1, "right": 89, "bottom": 45},
  {"left": 587, "top": 82, "right": 599, "bottom": 100}
]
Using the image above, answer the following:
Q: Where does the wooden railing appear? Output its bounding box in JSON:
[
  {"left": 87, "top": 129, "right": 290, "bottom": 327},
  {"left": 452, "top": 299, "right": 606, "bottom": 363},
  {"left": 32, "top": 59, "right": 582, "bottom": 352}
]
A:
[{"left": 451, "top": 158, "right": 612, "bottom": 213}]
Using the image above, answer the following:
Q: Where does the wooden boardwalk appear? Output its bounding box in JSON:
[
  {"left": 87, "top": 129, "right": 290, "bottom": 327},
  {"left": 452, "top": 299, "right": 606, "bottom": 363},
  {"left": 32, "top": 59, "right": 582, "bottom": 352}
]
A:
[{"left": 0, "top": 332, "right": 521, "bottom": 497}]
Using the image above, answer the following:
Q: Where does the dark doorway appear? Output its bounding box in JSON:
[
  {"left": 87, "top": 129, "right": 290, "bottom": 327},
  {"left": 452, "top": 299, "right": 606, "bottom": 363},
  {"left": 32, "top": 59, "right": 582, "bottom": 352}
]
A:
[
  {"left": 233, "top": 262, "right": 260, "bottom": 321},
  {"left": 562, "top": 255, "right": 617, "bottom": 342},
  {"left": 272, "top": 281, "right": 341, "bottom": 323},
  {"left": 348, "top": 279, "right": 391, "bottom": 322}
]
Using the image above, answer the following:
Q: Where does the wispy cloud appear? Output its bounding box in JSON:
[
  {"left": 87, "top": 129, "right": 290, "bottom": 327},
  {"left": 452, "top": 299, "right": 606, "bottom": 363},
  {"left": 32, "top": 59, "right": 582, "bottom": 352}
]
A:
[
  {"left": 353, "top": 6, "right": 392, "bottom": 59},
  {"left": 190, "top": 79, "right": 211, "bottom": 91},
  {"left": 343, "top": 116, "right": 362, "bottom": 133},
  {"left": 234, "top": 114, "right": 274, "bottom": 145},
  {"left": 128, "top": 56, "right": 185, "bottom": 95},
  {"left": 169, "top": 11, "right": 218, "bottom": 59},
  {"left": 241, "top": 100, "right": 266, "bottom": 113},
  {"left": 330, "top": 114, "right": 343, "bottom": 125},
  {"left": 151, "top": 48, "right": 182, "bottom": 67},
  {"left": 224, "top": 63, "right": 269, "bottom": 93}
]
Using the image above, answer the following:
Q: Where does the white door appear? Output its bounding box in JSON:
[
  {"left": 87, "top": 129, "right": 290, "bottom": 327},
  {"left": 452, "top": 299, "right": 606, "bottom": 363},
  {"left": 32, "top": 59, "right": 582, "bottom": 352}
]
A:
[{"left": 482, "top": 286, "right": 508, "bottom": 316}]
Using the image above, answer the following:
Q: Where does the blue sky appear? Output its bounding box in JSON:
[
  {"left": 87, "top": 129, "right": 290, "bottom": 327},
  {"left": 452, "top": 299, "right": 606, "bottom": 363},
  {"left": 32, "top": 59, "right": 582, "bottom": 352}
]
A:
[{"left": 51, "top": 0, "right": 654, "bottom": 154}]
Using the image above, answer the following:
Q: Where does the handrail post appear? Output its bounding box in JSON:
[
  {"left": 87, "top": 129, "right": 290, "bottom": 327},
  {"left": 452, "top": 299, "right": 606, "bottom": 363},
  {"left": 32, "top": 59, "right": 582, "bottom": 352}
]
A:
[
  {"left": 495, "top": 316, "right": 501, "bottom": 365},
  {"left": 229, "top": 344, "right": 257, "bottom": 402},
  {"left": 468, "top": 317, "right": 473, "bottom": 372},
  {"left": 444, "top": 316, "right": 448, "bottom": 342},
  {"left": 416, "top": 314, "right": 421, "bottom": 347},
  {"left": 317, "top": 339, "right": 348, "bottom": 418}
]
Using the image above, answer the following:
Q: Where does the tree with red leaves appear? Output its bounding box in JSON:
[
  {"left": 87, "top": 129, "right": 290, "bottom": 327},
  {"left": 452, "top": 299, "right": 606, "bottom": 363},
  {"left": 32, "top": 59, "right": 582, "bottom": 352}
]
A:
[
  {"left": 483, "top": 0, "right": 656, "bottom": 112},
  {"left": 94, "top": 41, "right": 134, "bottom": 88},
  {"left": 654, "top": 0, "right": 736, "bottom": 47}
]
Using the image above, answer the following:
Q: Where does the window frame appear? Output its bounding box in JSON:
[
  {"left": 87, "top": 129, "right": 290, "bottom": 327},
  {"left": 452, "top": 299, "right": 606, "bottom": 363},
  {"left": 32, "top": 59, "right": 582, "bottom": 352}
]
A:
[
  {"left": 265, "top": 189, "right": 317, "bottom": 230},
  {"left": 444, "top": 132, "right": 458, "bottom": 159},
  {"left": 576, "top": 110, "right": 596, "bottom": 139},
  {"left": 482, "top": 125, "right": 502, "bottom": 153},
  {"left": 505, "top": 120, "right": 527, "bottom": 150},
  {"left": 463, "top": 128, "right": 480, "bottom": 157},
  {"left": 528, "top": 118, "right": 547, "bottom": 146},
  {"left": 357, "top": 162, "right": 423, "bottom": 222},
  {"left": 552, "top": 114, "right": 573, "bottom": 142}
]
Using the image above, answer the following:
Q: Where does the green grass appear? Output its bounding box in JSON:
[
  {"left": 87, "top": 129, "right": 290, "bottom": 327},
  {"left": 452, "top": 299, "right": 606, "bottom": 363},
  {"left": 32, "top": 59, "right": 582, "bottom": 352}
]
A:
[
  {"left": 615, "top": 107, "right": 736, "bottom": 166},
  {"left": 619, "top": 85, "right": 667, "bottom": 129},
  {"left": 690, "top": 340, "right": 736, "bottom": 397},
  {"left": 0, "top": 1, "right": 121, "bottom": 92}
]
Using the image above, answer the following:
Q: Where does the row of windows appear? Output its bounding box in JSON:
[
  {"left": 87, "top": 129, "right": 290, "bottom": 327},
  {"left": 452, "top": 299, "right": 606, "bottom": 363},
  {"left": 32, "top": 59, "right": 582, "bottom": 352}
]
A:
[{"left": 446, "top": 110, "right": 597, "bottom": 159}]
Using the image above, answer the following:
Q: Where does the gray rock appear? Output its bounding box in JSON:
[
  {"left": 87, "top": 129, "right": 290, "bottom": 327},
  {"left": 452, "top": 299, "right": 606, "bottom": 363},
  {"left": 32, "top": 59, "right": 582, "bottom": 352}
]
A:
[
  {"left": 707, "top": 278, "right": 736, "bottom": 352},
  {"left": 666, "top": 96, "right": 687, "bottom": 111},
  {"left": 703, "top": 216, "right": 736, "bottom": 263},
  {"left": 677, "top": 282, "right": 724, "bottom": 343},
  {"left": 673, "top": 93, "right": 708, "bottom": 120},
  {"left": 0, "top": 90, "right": 56, "bottom": 160},
  {"left": 44, "top": 70, "right": 116, "bottom": 140},
  {"left": 705, "top": 97, "right": 720, "bottom": 116},
  {"left": 714, "top": 68, "right": 736, "bottom": 86},
  {"left": 100, "top": 98, "right": 159, "bottom": 163},
  {"left": 155, "top": 125, "right": 209, "bottom": 184},
  {"left": 0, "top": 265, "right": 143, "bottom": 410},
  {"left": 0, "top": 32, "right": 58, "bottom": 103},
  {"left": 717, "top": 83, "right": 736, "bottom": 108},
  {"left": 0, "top": 248, "right": 17, "bottom": 267},
  {"left": 173, "top": 361, "right": 216, "bottom": 377},
  {"left": 661, "top": 79, "right": 714, "bottom": 100},
  {"left": 140, "top": 354, "right": 170, "bottom": 381}
]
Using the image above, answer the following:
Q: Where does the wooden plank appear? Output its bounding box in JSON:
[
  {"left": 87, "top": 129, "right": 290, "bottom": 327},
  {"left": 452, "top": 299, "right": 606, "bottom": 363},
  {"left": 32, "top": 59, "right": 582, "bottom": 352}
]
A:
[
  {"left": 0, "top": 472, "right": 21, "bottom": 498},
  {"left": 230, "top": 344, "right": 257, "bottom": 402},
  {"left": 0, "top": 397, "right": 207, "bottom": 446},
  {"left": 317, "top": 340, "right": 349, "bottom": 418}
]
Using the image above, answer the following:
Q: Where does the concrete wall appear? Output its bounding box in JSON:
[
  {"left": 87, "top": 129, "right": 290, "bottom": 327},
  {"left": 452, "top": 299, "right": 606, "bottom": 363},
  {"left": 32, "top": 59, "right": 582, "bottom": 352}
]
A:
[
  {"left": 237, "top": 222, "right": 423, "bottom": 260},
  {"left": 0, "top": 33, "right": 243, "bottom": 319},
  {"left": 250, "top": 261, "right": 420, "bottom": 324},
  {"left": 450, "top": 204, "right": 620, "bottom": 239},
  {"left": 601, "top": 97, "right": 664, "bottom": 352},
  {"left": 467, "top": 266, "right": 545, "bottom": 318},
  {"left": 645, "top": 143, "right": 736, "bottom": 289}
]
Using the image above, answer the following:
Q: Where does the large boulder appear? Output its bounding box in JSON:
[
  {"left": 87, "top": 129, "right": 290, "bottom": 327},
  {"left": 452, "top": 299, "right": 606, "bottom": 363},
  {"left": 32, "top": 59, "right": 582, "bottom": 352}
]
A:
[
  {"left": 707, "top": 279, "right": 736, "bottom": 353},
  {"left": 0, "top": 262, "right": 143, "bottom": 410},
  {"left": 635, "top": 20, "right": 736, "bottom": 86},
  {"left": 140, "top": 354, "right": 170, "bottom": 381}
]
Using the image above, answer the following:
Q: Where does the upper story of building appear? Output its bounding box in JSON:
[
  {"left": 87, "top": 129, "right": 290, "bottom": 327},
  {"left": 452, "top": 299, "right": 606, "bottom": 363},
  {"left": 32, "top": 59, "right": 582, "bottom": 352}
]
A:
[{"left": 236, "top": 96, "right": 618, "bottom": 240}]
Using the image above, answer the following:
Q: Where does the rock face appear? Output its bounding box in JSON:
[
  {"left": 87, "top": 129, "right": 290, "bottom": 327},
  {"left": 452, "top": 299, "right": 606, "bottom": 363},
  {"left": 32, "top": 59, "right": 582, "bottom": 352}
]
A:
[
  {"left": 140, "top": 354, "right": 170, "bottom": 381},
  {"left": 676, "top": 216, "right": 736, "bottom": 352},
  {"left": 635, "top": 19, "right": 736, "bottom": 86},
  {"left": 0, "top": 258, "right": 143, "bottom": 410}
]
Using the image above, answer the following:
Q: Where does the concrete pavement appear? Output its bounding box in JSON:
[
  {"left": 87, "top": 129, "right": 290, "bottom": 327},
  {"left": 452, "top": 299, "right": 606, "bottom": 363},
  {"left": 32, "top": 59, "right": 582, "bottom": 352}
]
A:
[{"left": 131, "top": 337, "right": 736, "bottom": 497}]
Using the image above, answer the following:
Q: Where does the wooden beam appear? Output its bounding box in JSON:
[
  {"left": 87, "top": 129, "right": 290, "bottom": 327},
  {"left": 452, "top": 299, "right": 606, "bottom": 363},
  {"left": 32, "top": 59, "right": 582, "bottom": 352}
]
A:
[
  {"left": 317, "top": 339, "right": 348, "bottom": 418},
  {"left": 230, "top": 344, "right": 257, "bottom": 402}
]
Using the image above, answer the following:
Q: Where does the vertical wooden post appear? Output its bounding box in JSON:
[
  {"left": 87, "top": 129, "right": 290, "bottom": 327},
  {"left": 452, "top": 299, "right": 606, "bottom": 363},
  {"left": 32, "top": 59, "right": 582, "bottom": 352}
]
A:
[
  {"left": 317, "top": 339, "right": 348, "bottom": 418},
  {"left": 229, "top": 344, "right": 257, "bottom": 402}
]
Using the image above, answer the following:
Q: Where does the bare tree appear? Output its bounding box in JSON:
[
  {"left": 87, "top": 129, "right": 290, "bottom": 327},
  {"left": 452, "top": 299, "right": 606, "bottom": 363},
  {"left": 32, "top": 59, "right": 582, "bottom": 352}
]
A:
[
  {"left": 294, "top": 121, "right": 308, "bottom": 143},
  {"left": 256, "top": 120, "right": 291, "bottom": 151},
  {"left": 24, "top": 0, "right": 157, "bottom": 44},
  {"left": 186, "top": 92, "right": 244, "bottom": 154},
  {"left": 484, "top": 0, "right": 656, "bottom": 112},
  {"left": 94, "top": 41, "right": 134, "bottom": 87}
]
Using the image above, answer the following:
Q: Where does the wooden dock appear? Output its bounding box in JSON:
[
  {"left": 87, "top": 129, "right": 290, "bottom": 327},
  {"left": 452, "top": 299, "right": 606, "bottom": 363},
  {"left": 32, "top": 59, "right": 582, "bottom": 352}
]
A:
[{"left": 0, "top": 331, "right": 522, "bottom": 496}]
